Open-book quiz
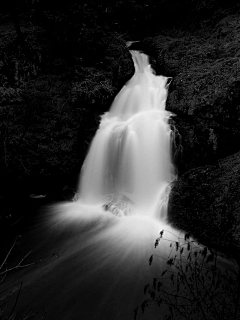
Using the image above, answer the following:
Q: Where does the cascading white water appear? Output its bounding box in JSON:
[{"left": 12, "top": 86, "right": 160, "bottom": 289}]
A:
[
  {"left": 78, "top": 51, "right": 175, "bottom": 218},
  {"left": 4, "top": 53, "right": 186, "bottom": 320}
]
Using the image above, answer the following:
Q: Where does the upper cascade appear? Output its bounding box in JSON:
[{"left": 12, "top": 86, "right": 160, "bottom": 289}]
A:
[{"left": 109, "top": 51, "right": 168, "bottom": 121}]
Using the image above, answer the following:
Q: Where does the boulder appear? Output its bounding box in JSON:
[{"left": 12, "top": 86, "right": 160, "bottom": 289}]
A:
[
  {"left": 168, "top": 151, "right": 240, "bottom": 254},
  {"left": 103, "top": 194, "right": 134, "bottom": 217}
]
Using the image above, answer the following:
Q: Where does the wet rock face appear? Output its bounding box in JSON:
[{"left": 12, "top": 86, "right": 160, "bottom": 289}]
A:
[
  {"left": 167, "top": 60, "right": 240, "bottom": 118},
  {"left": 170, "top": 115, "right": 240, "bottom": 174},
  {"left": 167, "top": 61, "right": 240, "bottom": 173}
]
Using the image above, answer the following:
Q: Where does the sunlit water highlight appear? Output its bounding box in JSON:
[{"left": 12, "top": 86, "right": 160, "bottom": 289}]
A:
[{"left": 1, "top": 52, "right": 186, "bottom": 320}]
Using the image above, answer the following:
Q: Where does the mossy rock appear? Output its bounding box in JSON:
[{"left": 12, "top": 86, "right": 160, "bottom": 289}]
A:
[{"left": 168, "top": 151, "right": 240, "bottom": 255}]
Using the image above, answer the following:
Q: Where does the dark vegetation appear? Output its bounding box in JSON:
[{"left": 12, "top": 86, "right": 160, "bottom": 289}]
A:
[
  {"left": 1, "top": 0, "right": 240, "bottom": 318},
  {"left": 139, "top": 232, "right": 240, "bottom": 320}
]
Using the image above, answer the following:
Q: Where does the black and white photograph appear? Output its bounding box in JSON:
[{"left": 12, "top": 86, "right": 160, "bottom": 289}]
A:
[{"left": 0, "top": 1, "right": 240, "bottom": 319}]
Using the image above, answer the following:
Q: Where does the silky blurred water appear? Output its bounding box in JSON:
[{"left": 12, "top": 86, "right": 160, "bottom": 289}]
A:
[
  {"left": 0, "top": 52, "right": 182, "bottom": 320},
  {"left": 78, "top": 51, "right": 175, "bottom": 219}
]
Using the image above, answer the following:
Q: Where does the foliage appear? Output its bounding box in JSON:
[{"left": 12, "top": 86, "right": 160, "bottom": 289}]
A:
[
  {"left": 0, "top": 7, "right": 132, "bottom": 209},
  {"left": 0, "top": 28, "right": 43, "bottom": 86},
  {"left": 136, "top": 231, "right": 240, "bottom": 320},
  {"left": 71, "top": 68, "right": 115, "bottom": 105}
]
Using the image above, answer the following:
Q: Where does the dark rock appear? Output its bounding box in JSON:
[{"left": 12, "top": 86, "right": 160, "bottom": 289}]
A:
[
  {"left": 143, "top": 13, "right": 240, "bottom": 173},
  {"left": 168, "top": 151, "right": 240, "bottom": 254},
  {"left": 170, "top": 115, "right": 240, "bottom": 174}
]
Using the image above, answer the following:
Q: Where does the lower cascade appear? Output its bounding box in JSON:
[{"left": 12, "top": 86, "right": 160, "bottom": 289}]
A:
[{"left": 78, "top": 51, "right": 175, "bottom": 219}]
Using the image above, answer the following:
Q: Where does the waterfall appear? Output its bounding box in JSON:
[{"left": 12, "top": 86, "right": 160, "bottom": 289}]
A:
[
  {"left": 8, "top": 53, "right": 183, "bottom": 320},
  {"left": 77, "top": 51, "right": 175, "bottom": 219}
]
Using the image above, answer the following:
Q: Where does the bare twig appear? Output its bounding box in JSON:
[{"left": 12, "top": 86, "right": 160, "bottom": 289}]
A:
[
  {"left": 0, "top": 236, "right": 20, "bottom": 271},
  {"left": 8, "top": 282, "right": 22, "bottom": 319}
]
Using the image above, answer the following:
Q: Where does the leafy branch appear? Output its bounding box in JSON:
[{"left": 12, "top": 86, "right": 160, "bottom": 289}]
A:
[{"left": 136, "top": 230, "right": 240, "bottom": 320}]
